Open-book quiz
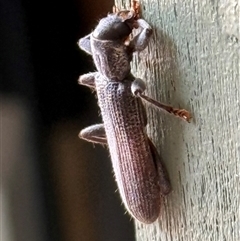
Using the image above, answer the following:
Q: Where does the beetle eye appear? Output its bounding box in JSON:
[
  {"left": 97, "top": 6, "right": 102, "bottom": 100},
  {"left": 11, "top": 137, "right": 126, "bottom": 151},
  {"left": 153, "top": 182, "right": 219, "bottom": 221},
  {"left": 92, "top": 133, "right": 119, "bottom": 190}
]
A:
[{"left": 93, "top": 15, "right": 133, "bottom": 41}]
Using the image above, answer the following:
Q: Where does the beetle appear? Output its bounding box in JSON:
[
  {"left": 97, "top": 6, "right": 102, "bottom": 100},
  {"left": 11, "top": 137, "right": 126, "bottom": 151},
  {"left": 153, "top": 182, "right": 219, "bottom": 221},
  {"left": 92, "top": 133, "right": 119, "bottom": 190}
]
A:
[{"left": 77, "top": 7, "right": 191, "bottom": 223}]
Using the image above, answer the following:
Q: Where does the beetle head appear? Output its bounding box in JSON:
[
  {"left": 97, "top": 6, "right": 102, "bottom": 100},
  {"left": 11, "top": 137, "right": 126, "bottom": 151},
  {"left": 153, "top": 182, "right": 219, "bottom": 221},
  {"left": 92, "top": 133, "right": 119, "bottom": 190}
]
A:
[{"left": 93, "top": 10, "right": 137, "bottom": 41}]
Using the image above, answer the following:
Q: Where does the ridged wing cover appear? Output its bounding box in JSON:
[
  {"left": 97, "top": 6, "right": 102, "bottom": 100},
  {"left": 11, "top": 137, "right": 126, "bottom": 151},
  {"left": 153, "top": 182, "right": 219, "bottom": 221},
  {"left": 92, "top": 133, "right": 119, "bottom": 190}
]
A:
[{"left": 96, "top": 79, "right": 160, "bottom": 223}]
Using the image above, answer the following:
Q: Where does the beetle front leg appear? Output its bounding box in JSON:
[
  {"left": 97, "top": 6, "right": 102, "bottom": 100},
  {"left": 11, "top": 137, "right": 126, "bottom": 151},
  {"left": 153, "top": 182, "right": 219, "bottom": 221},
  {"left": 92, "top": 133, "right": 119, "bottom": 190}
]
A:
[
  {"left": 130, "top": 19, "right": 153, "bottom": 52},
  {"left": 78, "top": 34, "right": 92, "bottom": 55},
  {"left": 131, "top": 78, "right": 191, "bottom": 122},
  {"left": 79, "top": 124, "right": 107, "bottom": 145}
]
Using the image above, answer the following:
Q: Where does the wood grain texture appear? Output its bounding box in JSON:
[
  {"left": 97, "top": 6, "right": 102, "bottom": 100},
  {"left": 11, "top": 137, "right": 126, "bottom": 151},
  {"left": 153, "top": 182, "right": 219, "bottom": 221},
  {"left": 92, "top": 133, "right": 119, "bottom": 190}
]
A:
[{"left": 116, "top": 0, "right": 239, "bottom": 240}]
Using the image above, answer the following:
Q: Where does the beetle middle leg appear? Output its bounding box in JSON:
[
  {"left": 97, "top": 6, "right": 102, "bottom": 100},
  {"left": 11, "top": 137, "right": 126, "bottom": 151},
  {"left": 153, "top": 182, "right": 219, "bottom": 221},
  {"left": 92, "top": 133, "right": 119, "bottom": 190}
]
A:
[
  {"left": 78, "top": 72, "right": 99, "bottom": 89},
  {"left": 139, "top": 93, "right": 191, "bottom": 122},
  {"left": 131, "top": 78, "right": 191, "bottom": 122},
  {"left": 79, "top": 123, "right": 107, "bottom": 145}
]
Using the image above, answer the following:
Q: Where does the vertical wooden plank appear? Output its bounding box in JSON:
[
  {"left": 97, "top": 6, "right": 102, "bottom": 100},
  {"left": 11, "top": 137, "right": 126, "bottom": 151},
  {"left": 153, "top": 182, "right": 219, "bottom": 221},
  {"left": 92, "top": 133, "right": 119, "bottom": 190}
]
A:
[{"left": 115, "top": 0, "right": 239, "bottom": 240}]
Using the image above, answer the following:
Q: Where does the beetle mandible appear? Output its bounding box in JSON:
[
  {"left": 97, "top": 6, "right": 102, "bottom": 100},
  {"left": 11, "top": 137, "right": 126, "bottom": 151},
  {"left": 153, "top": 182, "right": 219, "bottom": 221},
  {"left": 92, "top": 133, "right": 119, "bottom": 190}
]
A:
[{"left": 77, "top": 7, "right": 191, "bottom": 224}]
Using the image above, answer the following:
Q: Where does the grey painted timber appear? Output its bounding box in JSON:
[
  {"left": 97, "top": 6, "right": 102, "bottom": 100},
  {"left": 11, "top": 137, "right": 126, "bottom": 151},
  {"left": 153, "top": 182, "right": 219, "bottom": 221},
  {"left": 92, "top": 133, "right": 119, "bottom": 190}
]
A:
[{"left": 115, "top": 0, "right": 239, "bottom": 240}]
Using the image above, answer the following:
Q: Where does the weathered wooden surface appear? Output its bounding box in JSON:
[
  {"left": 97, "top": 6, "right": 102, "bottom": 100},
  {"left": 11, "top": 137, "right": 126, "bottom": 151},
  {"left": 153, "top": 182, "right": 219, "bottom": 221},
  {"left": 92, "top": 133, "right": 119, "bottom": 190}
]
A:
[{"left": 116, "top": 0, "right": 239, "bottom": 240}]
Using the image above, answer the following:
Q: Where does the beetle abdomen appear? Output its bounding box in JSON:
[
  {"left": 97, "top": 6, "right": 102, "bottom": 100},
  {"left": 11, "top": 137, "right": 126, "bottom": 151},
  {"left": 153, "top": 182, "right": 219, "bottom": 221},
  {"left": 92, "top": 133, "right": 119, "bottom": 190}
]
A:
[{"left": 96, "top": 80, "right": 160, "bottom": 223}]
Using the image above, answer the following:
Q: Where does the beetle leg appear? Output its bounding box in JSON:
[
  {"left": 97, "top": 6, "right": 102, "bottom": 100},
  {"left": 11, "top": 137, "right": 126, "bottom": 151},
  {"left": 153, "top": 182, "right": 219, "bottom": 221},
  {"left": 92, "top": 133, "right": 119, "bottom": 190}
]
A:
[
  {"left": 78, "top": 34, "right": 92, "bottom": 55},
  {"left": 131, "top": 78, "right": 146, "bottom": 94},
  {"left": 130, "top": 19, "right": 153, "bottom": 52},
  {"left": 148, "top": 138, "right": 171, "bottom": 195},
  {"left": 78, "top": 72, "right": 99, "bottom": 89},
  {"left": 139, "top": 93, "right": 191, "bottom": 122},
  {"left": 131, "top": 78, "right": 191, "bottom": 122},
  {"left": 79, "top": 124, "right": 107, "bottom": 145},
  {"left": 130, "top": 78, "right": 148, "bottom": 125}
]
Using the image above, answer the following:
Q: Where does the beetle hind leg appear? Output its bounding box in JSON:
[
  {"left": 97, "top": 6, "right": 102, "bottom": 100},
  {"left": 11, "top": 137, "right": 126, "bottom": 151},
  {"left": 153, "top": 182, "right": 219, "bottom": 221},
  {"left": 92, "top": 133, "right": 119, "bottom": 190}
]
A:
[
  {"left": 148, "top": 138, "right": 171, "bottom": 195},
  {"left": 79, "top": 124, "right": 107, "bottom": 145}
]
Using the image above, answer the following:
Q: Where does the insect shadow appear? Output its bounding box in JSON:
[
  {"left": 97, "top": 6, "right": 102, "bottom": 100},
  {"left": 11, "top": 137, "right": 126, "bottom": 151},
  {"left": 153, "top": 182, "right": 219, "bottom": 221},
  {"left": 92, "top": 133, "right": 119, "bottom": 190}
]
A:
[{"left": 135, "top": 28, "right": 192, "bottom": 227}]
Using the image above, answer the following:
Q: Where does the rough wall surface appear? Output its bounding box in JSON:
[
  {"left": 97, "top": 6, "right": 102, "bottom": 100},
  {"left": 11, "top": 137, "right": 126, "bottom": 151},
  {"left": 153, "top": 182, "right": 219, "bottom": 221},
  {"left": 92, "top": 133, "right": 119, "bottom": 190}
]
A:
[{"left": 115, "top": 0, "right": 239, "bottom": 240}]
